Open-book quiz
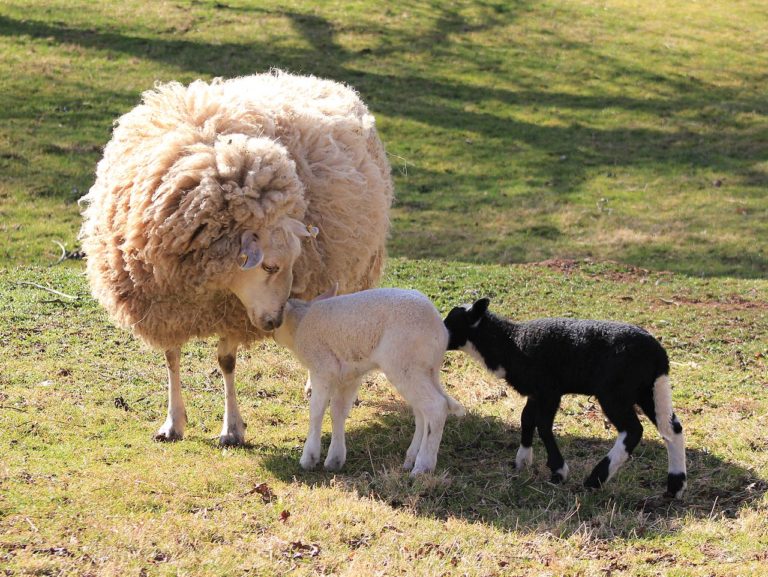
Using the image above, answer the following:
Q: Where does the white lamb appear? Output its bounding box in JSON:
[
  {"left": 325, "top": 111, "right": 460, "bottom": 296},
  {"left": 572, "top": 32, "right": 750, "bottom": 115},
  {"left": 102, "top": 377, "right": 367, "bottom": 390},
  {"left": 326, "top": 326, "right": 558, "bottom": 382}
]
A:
[{"left": 273, "top": 287, "right": 465, "bottom": 475}]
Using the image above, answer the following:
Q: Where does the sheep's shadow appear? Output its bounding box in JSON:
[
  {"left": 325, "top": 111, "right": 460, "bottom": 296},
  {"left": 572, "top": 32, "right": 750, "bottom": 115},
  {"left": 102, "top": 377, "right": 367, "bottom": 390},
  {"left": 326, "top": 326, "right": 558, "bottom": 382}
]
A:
[{"left": 260, "top": 408, "right": 766, "bottom": 537}]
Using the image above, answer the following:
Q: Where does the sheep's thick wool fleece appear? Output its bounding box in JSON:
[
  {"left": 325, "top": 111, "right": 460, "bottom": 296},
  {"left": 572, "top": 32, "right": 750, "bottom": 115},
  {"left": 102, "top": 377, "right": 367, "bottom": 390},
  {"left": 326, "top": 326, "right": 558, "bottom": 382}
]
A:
[{"left": 80, "top": 71, "right": 393, "bottom": 349}]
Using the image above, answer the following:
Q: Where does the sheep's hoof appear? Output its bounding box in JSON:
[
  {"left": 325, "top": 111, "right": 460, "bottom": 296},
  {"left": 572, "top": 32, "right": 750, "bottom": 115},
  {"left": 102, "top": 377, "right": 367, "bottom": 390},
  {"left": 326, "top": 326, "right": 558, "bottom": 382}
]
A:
[
  {"left": 219, "top": 433, "right": 245, "bottom": 447},
  {"left": 402, "top": 458, "right": 416, "bottom": 471},
  {"left": 550, "top": 472, "right": 565, "bottom": 484},
  {"left": 154, "top": 428, "right": 183, "bottom": 442}
]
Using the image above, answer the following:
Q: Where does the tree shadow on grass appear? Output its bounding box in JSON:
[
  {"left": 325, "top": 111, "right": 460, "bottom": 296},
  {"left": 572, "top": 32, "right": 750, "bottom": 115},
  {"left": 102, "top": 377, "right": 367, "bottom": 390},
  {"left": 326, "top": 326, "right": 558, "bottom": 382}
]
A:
[
  {"left": 2, "top": 9, "right": 766, "bottom": 276},
  {"left": 260, "top": 409, "right": 766, "bottom": 537}
]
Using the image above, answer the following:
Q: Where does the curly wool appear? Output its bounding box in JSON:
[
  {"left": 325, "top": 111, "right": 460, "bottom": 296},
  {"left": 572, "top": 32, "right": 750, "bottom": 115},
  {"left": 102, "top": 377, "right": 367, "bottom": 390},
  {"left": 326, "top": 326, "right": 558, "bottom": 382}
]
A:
[{"left": 80, "top": 71, "right": 393, "bottom": 350}]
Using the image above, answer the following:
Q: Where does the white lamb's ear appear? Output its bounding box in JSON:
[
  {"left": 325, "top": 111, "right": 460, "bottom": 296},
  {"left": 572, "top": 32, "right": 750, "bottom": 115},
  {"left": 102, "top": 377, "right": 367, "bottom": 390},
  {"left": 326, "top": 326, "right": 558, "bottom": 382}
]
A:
[
  {"left": 313, "top": 282, "right": 338, "bottom": 302},
  {"left": 284, "top": 218, "right": 318, "bottom": 239},
  {"left": 238, "top": 231, "right": 264, "bottom": 270}
]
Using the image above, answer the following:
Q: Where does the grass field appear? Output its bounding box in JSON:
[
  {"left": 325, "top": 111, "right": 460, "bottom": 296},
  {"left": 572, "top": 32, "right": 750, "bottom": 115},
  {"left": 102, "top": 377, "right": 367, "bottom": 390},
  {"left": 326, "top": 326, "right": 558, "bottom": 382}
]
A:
[{"left": 1, "top": 1, "right": 767, "bottom": 575}]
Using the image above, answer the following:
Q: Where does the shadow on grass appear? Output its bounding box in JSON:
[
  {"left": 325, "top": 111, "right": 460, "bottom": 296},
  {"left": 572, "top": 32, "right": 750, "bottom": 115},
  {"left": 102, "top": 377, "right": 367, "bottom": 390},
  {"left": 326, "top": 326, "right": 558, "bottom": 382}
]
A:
[
  {"left": 2, "top": 8, "right": 766, "bottom": 276},
  {"left": 259, "top": 410, "right": 766, "bottom": 537}
]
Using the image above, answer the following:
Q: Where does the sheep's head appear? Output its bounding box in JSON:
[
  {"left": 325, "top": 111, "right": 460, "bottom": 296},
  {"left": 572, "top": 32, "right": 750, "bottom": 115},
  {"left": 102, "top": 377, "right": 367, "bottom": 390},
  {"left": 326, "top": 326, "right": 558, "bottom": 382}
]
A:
[
  {"left": 443, "top": 298, "right": 490, "bottom": 350},
  {"left": 227, "top": 217, "right": 317, "bottom": 332}
]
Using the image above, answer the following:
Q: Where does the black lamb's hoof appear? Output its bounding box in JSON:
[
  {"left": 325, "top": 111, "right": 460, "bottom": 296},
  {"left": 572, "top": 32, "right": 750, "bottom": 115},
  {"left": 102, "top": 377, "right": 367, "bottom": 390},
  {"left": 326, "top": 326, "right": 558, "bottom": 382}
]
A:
[
  {"left": 665, "top": 472, "right": 687, "bottom": 499},
  {"left": 583, "top": 474, "right": 602, "bottom": 490},
  {"left": 550, "top": 472, "right": 564, "bottom": 484},
  {"left": 584, "top": 456, "right": 610, "bottom": 489}
]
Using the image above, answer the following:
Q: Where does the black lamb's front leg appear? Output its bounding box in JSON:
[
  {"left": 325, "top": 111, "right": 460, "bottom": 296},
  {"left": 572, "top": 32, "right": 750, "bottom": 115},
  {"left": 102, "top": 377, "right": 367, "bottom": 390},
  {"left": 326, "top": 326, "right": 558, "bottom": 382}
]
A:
[
  {"left": 514, "top": 397, "right": 537, "bottom": 470},
  {"left": 535, "top": 396, "right": 568, "bottom": 483}
]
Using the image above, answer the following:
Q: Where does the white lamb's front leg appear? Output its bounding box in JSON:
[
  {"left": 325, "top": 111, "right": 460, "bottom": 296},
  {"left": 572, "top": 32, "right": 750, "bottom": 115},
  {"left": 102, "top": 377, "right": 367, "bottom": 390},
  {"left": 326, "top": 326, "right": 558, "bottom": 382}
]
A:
[
  {"left": 324, "top": 379, "right": 360, "bottom": 472},
  {"left": 218, "top": 337, "right": 245, "bottom": 447},
  {"left": 155, "top": 347, "right": 187, "bottom": 442},
  {"left": 301, "top": 374, "right": 330, "bottom": 470}
]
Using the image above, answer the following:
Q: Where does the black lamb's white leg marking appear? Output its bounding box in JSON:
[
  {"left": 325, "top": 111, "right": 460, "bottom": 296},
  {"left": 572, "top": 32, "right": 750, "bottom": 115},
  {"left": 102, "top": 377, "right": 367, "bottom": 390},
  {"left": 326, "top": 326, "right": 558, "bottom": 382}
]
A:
[
  {"left": 653, "top": 375, "right": 687, "bottom": 498},
  {"left": 585, "top": 400, "right": 643, "bottom": 489},
  {"left": 515, "top": 398, "right": 537, "bottom": 470}
]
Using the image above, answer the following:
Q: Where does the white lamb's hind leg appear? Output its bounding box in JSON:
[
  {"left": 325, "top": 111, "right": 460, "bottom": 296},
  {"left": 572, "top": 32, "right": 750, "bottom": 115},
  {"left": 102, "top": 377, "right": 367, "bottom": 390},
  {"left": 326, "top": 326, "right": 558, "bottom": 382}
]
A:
[
  {"left": 403, "top": 408, "right": 425, "bottom": 471},
  {"left": 155, "top": 347, "right": 187, "bottom": 442},
  {"left": 300, "top": 374, "right": 330, "bottom": 470},
  {"left": 412, "top": 397, "right": 448, "bottom": 476},
  {"left": 218, "top": 337, "right": 245, "bottom": 446},
  {"left": 324, "top": 378, "right": 360, "bottom": 472}
]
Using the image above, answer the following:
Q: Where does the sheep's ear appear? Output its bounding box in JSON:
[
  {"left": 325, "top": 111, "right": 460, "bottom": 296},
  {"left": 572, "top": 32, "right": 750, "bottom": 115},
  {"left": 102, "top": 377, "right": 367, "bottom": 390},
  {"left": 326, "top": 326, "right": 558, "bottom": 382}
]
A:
[
  {"left": 238, "top": 231, "right": 264, "bottom": 270},
  {"left": 469, "top": 298, "right": 490, "bottom": 322},
  {"left": 313, "top": 282, "right": 338, "bottom": 302},
  {"left": 285, "top": 218, "right": 319, "bottom": 239}
]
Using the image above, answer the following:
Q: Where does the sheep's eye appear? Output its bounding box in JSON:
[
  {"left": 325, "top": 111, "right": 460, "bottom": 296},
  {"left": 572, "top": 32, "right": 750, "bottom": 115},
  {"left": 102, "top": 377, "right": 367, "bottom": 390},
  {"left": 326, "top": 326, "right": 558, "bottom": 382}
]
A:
[{"left": 262, "top": 263, "right": 280, "bottom": 275}]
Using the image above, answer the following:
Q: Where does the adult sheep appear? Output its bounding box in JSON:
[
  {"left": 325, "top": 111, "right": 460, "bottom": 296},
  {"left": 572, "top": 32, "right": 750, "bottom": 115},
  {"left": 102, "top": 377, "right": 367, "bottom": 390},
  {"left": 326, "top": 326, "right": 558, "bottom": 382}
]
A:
[{"left": 79, "top": 71, "right": 393, "bottom": 446}]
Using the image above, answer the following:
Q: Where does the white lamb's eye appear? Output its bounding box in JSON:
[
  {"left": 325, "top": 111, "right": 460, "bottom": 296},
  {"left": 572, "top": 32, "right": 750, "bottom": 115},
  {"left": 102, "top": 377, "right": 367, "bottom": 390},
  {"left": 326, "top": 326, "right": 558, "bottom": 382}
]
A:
[{"left": 262, "top": 263, "right": 280, "bottom": 274}]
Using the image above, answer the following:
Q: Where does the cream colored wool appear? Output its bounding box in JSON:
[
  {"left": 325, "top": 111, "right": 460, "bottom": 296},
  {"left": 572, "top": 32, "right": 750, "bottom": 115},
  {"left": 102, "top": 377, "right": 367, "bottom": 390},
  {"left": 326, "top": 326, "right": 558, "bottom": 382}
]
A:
[{"left": 80, "top": 71, "right": 393, "bottom": 350}]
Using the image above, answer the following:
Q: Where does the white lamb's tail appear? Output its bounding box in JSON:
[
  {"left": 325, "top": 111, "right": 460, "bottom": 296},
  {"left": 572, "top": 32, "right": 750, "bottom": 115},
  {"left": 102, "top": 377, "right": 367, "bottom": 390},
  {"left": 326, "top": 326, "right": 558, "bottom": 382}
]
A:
[{"left": 653, "top": 374, "right": 687, "bottom": 498}]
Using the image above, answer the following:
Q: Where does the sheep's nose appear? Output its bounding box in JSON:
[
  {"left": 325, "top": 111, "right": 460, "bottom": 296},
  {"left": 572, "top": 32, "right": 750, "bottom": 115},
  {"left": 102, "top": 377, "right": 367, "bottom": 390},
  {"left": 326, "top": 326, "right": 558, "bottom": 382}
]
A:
[{"left": 260, "top": 312, "right": 283, "bottom": 332}]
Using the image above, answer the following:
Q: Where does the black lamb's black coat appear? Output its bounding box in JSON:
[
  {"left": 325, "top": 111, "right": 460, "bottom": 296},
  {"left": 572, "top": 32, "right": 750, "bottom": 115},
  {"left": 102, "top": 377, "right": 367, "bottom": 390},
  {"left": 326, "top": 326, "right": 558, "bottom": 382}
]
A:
[{"left": 471, "top": 315, "right": 670, "bottom": 399}]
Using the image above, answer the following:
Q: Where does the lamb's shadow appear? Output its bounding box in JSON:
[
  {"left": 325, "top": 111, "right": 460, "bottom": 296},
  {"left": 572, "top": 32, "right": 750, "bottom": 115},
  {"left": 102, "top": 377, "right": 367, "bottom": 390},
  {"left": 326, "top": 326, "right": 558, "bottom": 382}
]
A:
[{"left": 260, "top": 409, "right": 766, "bottom": 537}]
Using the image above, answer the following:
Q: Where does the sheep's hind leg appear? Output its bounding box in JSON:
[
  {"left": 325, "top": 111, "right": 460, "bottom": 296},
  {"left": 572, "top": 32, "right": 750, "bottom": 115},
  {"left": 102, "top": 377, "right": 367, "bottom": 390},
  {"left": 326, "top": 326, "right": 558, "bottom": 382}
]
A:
[
  {"left": 218, "top": 337, "right": 246, "bottom": 447},
  {"left": 154, "top": 347, "right": 187, "bottom": 442},
  {"left": 300, "top": 374, "right": 331, "bottom": 470},
  {"left": 584, "top": 400, "right": 643, "bottom": 489},
  {"left": 324, "top": 377, "right": 360, "bottom": 472}
]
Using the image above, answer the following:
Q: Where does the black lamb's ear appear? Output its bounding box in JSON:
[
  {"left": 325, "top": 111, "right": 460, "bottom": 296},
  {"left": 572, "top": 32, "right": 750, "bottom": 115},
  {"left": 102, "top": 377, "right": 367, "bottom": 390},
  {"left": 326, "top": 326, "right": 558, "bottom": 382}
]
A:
[{"left": 472, "top": 297, "right": 490, "bottom": 315}]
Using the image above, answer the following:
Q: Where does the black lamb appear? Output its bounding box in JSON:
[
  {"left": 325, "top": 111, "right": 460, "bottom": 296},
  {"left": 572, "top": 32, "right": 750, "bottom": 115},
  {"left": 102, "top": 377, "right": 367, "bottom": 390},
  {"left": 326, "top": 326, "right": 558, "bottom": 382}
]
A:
[{"left": 444, "top": 298, "right": 687, "bottom": 498}]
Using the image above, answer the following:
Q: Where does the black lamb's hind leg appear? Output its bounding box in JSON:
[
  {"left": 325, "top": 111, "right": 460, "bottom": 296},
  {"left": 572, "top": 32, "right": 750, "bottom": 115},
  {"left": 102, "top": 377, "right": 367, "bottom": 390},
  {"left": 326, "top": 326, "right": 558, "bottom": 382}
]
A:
[
  {"left": 585, "top": 396, "right": 643, "bottom": 489},
  {"left": 535, "top": 396, "right": 568, "bottom": 483}
]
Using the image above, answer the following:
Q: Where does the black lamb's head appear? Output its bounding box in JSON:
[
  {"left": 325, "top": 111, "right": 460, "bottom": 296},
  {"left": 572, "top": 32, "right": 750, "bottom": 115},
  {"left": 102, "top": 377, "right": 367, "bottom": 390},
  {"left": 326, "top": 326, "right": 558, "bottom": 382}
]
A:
[{"left": 443, "top": 297, "right": 490, "bottom": 350}]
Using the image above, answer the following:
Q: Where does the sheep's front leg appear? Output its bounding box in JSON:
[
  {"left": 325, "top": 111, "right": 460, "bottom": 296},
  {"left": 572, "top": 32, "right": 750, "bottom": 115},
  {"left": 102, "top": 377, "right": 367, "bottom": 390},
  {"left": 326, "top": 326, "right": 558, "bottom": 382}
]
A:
[
  {"left": 218, "top": 337, "right": 246, "bottom": 447},
  {"left": 300, "top": 374, "right": 330, "bottom": 470},
  {"left": 324, "top": 378, "right": 360, "bottom": 472},
  {"left": 154, "top": 347, "right": 187, "bottom": 442}
]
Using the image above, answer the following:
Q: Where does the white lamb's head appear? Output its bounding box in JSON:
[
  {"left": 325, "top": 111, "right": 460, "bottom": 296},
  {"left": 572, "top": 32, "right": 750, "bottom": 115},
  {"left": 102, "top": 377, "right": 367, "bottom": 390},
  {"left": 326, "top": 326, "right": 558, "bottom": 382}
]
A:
[{"left": 228, "top": 218, "right": 317, "bottom": 332}]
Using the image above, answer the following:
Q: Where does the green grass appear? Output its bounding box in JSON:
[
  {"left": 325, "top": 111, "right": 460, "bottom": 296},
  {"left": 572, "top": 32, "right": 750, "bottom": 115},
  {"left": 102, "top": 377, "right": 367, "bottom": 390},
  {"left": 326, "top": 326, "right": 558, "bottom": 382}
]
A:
[{"left": 1, "top": 1, "right": 768, "bottom": 575}]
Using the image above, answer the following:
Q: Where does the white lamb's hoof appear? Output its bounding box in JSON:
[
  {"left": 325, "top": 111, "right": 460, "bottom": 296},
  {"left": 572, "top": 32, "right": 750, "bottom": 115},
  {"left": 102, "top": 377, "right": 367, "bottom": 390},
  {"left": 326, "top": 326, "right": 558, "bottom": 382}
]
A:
[
  {"left": 300, "top": 451, "right": 321, "bottom": 470},
  {"left": 402, "top": 456, "right": 416, "bottom": 471},
  {"left": 324, "top": 455, "right": 345, "bottom": 472},
  {"left": 409, "top": 464, "right": 435, "bottom": 477}
]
